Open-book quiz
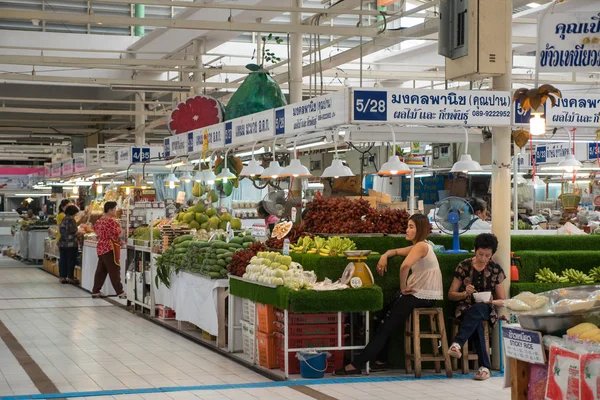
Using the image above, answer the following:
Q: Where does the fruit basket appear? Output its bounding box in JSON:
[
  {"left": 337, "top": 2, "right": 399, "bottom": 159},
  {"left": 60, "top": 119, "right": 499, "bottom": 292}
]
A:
[{"left": 518, "top": 285, "right": 600, "bottom": 334}]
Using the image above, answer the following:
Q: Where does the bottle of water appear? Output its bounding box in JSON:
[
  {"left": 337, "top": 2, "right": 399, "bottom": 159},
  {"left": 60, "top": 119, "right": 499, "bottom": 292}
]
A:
[{"left": 283, "top": 238, "right": 290, "bottom": 256}]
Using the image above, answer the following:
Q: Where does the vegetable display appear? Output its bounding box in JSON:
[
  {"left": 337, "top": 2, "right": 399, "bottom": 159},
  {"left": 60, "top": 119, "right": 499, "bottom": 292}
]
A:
[
  {"left": 265, "top": 225, "right": 307, "bottom": 249},
  {"left": 172, "top": 199, "right": 242, "bottom": 231},
  {"left": 242, "top": 252, "right": 316, "bottom": 290},
  {"left": 303, "top": 197, "right": 410, "bottom": 234},
  {"left": 129, "top": 227, "right": 161, "bottom": 246},
  {"left": 227, "top": 241, "right": 266, "bottom": 277}
]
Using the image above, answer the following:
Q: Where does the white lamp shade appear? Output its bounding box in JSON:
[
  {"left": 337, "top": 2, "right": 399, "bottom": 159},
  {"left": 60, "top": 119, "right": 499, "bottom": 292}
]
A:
[
  {"left": 164, "top": 173, "right": 180, "bottom": 188},
  {"left": 451, "top": 154, "right": 483, "bottom": 173},
  {"left": 260, "top": 161, "right": 284, "bottom": 179},
  {"left": 512, "top": 174, "right": 527, "bottom": 185},
  {"left": 321, "top": 159, "right": 354, "bottom": 178},
  {"left": 528, "top": 175, "right": 545, "bottom": 187},
  {"left": 530, "top": 114, "right": 546, "bottom": 136},
  {"left": 240, "top": 159, "right": 264, "bottom": 177},
  {"left": 557, "top": 154, "right": 583, "bottom": 172},
  {"left": 179, "top": 170, "right": 193, "bottom": 183},
  {"left": 216, "top": 167, "right": 236, "bottom": 182},
  {"left": 378, "top": 156, "right": 411, "bottom": 176},
  {"left": 280, "top": 159, "right": 312, "bottom": 178},
  {"left": 203, "top": 169, "right": 217, "bottom": 184}
]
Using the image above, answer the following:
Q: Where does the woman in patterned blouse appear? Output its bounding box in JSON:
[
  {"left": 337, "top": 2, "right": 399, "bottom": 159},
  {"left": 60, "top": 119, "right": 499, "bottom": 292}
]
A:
[
  {"left": 92, "top": 201, "right": 125, "bottom": 298},
  {"left": 447, "top": 233, "right": 506, "bottom": 381},
  {"left": 58, "top": 205, "right": 79, "bottom": 284}
]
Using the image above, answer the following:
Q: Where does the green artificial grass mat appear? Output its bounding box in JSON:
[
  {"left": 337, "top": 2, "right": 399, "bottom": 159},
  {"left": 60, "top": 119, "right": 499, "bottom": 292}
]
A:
[{"left": 229, "top": 277, "right": 383, "bottom": 313}]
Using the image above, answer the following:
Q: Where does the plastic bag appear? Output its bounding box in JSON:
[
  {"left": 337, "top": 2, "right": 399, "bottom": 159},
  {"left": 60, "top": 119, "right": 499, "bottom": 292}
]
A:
[
  {"left": 503, "top": 298, "right": 532, "bottom": 311},
  {"left": 513, "top": 292, "right": 549, "bottom": 310},
  {"left": 546, "top": 345, "right": 580, "bottom": 400},
  {"left": 225, "top": 64, "right": 287, "bottom": 120},
  {"left": 580, "top": 352, "right": 600, "bottom": 400},
  {"left": 558, "top": 222, "right": 587, "bottom": 235}
]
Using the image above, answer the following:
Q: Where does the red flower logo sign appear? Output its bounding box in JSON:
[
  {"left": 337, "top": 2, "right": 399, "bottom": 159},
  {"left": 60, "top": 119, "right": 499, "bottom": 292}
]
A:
[{"left": 168, "top": 95, "right": 223, "bottom": 135}]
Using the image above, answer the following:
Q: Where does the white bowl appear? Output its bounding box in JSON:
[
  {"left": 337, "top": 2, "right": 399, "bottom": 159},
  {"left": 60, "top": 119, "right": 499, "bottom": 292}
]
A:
[{"left": 473, "top": 292, "right": 492, "bottom": 303}]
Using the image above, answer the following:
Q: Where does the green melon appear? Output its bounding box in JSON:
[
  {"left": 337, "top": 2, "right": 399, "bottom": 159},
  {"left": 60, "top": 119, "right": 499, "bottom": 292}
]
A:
[
  {"left": 196, "top": 213, "right": 209, "bottom": 224},
  {"left": 183, "top": 212, "right": 195, "bottom": 224},
  {"left": 230, "top": 218, "right": 242, "bottom": 230}
]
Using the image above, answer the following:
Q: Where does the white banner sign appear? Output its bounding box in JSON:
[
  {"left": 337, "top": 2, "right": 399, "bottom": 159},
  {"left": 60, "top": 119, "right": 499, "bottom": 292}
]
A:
[
  {"left": 539, "top": 12, "right": 600, "bottom": 72},
  {"left": 351, "top": 89, "right": 512, "bottom": 126},
  {"left": 225, "top": 110, "right": 274, "bottom": 146},
  {"left": 163, "top": 134, "right": 188, "bottom": 158},
  {"left": 61, "top": 159, "right": 73, "bottom": 176},
  {"left": 502, "top": 326, "right": 545, "bottom": 365},
  {"left": 547, "top": 95, "right": 600, "bottom": 127},
  {"left": 73, "top": 157, "right": 86, "bottom": 173},
  {"left": 51, "top": 162, "right": 62, "bottom": 178},
  {"left": 275, "top": 90, "right": 348, "bottom": 136}
]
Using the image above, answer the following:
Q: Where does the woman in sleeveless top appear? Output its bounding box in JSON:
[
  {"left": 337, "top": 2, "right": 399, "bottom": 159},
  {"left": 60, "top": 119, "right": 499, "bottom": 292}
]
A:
[{"left": 335, "top": 214, "right": 443, "bottom": 375}]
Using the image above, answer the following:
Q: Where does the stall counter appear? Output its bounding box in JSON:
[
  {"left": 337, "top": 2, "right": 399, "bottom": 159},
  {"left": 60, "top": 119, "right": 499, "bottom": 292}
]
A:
[{"left": 82, "top": 240, "right": 127, "bottom": 296}]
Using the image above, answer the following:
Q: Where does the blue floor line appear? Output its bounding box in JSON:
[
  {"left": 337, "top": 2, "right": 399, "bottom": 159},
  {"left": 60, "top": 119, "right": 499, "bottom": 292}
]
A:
[{"left": 0, "top": 372, "right": 504, "bottom": 400}]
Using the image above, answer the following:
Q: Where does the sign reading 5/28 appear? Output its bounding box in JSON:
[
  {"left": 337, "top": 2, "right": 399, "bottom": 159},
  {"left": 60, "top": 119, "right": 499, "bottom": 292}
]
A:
[{"left": 353, "top": 90, "right": 387, "bottom": 121}]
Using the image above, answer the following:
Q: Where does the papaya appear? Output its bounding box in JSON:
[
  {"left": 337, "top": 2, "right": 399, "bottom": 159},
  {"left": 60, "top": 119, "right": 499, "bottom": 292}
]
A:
[
  {"left": 209, "top": 272, "right": 221, "bottom": 279},
  {"left": 242, "top": 236, "right": 255, "bottom": 243},
  {"left": 216, "top": 249, "right": 229, "bottom": 255}
]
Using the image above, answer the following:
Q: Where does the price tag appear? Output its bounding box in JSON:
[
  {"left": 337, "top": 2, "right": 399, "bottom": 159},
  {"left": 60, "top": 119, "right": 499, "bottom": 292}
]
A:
[
  {"left": 502, "top": 325, "right": 546, "bottom": 364},
  {"left": 291, "top": 208, "right": 297, "bottom": 223},
  {"left": 226, "top": 222, "right": 234, "bottom": 243},
  {"left": 251, "top": 224, "right": 267, "bottom": 238},
  {"left": 176, "top": 191, "right": 186, "bottom": 204}
]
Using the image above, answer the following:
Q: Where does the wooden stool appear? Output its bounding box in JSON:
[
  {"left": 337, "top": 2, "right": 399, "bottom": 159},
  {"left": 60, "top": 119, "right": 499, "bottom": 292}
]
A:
[
  {"left": 450, "top": 318, "right": 490, "bottom": 374},
  {"left": 405, "top": 308, "right": 453, "bottom": 378}
]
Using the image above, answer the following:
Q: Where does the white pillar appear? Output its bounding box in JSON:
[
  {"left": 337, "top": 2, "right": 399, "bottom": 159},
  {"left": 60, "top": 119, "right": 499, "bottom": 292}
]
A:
[
  {"left": 289, "top": 0, "right": 303, "bottom": 103},
  {"left": 490, "top": 0, "right": 512, "bottom": 371},
  {"left": 135, "top": 91, "right": 146, "bottom": 145},
  {"left": 513, "top": 141, "right": 519, "bottom": 231}
]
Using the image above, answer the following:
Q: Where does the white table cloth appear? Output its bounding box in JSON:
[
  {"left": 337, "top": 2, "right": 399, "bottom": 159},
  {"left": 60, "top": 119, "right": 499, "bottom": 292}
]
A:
[{"left": 81, "top": 241, "right": 127, "bottom": 296}]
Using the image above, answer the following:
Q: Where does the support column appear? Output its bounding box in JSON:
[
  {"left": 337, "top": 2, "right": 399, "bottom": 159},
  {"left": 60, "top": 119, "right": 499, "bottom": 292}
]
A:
[
  {"left": 490, "top": 0, "right": 512, "bottom": 371},
  {"left": 289, "top": 0, "right": 303, "bottom": 103},
  {"left": 193, "top": 39, "right": 205, "bottom": 96},
  {"left": 135, "top": 92, "right": 146, "bottom": 145},
  {"left": 134, "top": 4, "right": 145, "bottom": 36}
]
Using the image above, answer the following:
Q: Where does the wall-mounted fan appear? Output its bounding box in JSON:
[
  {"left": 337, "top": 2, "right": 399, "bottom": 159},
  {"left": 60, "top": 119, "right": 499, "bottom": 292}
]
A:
[
  {"left": 262, "top": 190, "right": 300, "bottom": 220},
  {"left": 434, "top": 196, "right": 475, "bottom": 254}
]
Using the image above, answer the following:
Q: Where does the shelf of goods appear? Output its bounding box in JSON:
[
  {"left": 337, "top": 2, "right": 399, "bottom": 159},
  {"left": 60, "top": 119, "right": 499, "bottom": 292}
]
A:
[
  {"left": 227, "top": 276, "right": 382, "bottom": 377},
  {"left": 81, "top": 240, "right": 127, "bottom": 296},
  {"left": 501, "top": 285, "right": 600, "bottom": 400}
]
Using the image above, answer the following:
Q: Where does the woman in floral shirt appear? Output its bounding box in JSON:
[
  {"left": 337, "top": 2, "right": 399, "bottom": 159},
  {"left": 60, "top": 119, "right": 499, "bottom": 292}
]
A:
[
  {"left": 447, "top": 233, "right": 506, "bottom": 381},
  {"left": 92, "top": 201, "right": 125, "bottom": 298}
]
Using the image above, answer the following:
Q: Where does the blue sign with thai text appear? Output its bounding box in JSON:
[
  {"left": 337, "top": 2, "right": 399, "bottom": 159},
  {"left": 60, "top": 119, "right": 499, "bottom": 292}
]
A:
[
  {"left": 164, "top": 138, "right": 171, "bottom": 158},
  {"left": 224, "top": 122, "right": 233, "bottom": 145},
  {"left": 535, "top": 146, "right": 547, "bottom": 164},
  {"left": 590, "top": 142, "right": 599, "bottom": 160}
]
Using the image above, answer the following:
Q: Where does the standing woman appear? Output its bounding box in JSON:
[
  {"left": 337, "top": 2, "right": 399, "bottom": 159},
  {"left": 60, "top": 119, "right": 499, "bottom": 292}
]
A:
[
  {"left": 92, "top": 201, "right": 125, "bottom": 298},
  {"left": 58, "top": 205, "right": 80, "bottom": 284},
  {"left": 56, "top": 199, "right": 71, "bottom": 283},
  {"left": 335, "top": 214, "right": 443, "bottom": 375}
]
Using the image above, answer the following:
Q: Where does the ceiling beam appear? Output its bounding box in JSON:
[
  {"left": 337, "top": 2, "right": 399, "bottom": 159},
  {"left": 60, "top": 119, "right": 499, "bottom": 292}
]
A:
[
  {"left": 0, "top": 96, "right": 171, "bottom": 106},
  {"left": 0, "top": 106, "right": 168, "bottom": 117},
  {"left": 0, "top": 10, "right": 383, "bottom": 37}
]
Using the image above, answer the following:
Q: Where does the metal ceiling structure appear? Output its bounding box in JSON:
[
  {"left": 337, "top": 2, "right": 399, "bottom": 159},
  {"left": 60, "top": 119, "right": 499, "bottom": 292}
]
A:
[{"left": 0, "top": 0, "right": 595, "bottom": 165}]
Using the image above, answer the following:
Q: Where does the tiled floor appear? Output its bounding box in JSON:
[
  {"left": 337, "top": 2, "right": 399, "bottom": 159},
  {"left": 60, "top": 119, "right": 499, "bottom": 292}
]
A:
[{"left": 0, "top": 259, "right": 511, "bottom": 400}]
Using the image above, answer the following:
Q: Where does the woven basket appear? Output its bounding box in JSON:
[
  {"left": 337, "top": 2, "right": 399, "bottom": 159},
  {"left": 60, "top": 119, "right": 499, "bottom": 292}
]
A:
[{"left": 559, "top": 193, "right": 581, "bottom": 210}]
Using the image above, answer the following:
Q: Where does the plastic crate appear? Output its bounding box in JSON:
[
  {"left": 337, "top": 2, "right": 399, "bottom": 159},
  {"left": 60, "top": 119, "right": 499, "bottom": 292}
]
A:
[
  {"left": 257, "top": 303, "right": 277, "bottom": 334},
  {"left": 242, "top": 298, "right": 256, "bottom": 325},
  {"left": 274, "top": 310, "right": 338, "bottom": 325},
  {"left": 275, "top": 334, "right": 344, "bottom": 374},
  {"left": 256, "top": 331, "right": 278, "bottom": 369},
  {"left": 240, "top": 320, "right": 255, "bottom": 362},
  {"left": 274, "top": 321, "right": 343, "bottom": 336}
]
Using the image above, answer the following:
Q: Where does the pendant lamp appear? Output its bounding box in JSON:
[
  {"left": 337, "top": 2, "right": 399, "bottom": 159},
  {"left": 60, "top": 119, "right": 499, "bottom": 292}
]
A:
[
  {"left": 378, "top": 125, "right": 411, "bottom": 176},
  {"left": 451, "top": 127, "right": 483, "bottom": 173}
]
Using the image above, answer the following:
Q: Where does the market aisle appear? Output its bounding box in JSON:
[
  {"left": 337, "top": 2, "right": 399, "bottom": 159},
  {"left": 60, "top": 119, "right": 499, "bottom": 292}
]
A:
[{"left": 0, "top": 261, "right": 510, "bottom": 400}]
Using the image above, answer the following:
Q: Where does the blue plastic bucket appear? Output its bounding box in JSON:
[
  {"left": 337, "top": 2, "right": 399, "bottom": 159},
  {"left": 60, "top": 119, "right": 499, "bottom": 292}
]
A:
[{"left": 297, "top": 352, "right": 328, "bottom": 379}]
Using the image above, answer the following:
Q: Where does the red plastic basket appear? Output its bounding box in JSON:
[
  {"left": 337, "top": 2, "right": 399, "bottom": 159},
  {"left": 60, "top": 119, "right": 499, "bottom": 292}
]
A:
[
  {"left": 275, "top": 333, "right": 344, "bottom": 375},
  {"left": 274, "top": 311, "right": 339, "bottom": 325},
  {"left": 274, "top": 321, "right": 345, "bottom": 336},
  {"left": 257, "top": 303, "right": 278, "bottom": 334}
]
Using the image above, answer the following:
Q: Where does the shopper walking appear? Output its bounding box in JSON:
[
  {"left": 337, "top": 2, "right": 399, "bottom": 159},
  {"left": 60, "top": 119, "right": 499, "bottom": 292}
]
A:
[
  {"left": 447, "top": 233, "right": 506, "bottom": 381},
  {"left": 58, "top": 205, "right": 80, "bottom": 284},
  {"left": 334, "top": 214, "right": 443, "bottom": 375},
  {"left": 92, "top": 201, "right": 125, "bottom": 298}
]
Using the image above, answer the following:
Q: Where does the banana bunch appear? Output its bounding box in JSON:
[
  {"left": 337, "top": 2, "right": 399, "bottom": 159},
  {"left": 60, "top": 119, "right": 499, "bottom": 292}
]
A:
[
  {"left": 589, "top": 266, "right": 600, "bottom": 282},
  {"left": 562, "top": 268, "right": 594, "bottom": 284},
  {"left": 319, "top": 236, "right": 357, "bottom": 257},
  {"left": 535, "top": 267, "right": 568, "bottom": 283},
  {"left": 290, "top": 237, "right": 317, "bottom": 254}
]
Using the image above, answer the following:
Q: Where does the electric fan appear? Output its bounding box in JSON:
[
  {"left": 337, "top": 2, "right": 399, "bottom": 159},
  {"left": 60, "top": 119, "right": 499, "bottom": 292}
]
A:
[
  {"left": 433, "top": 196, "right": 475, "bottom": 254},
  {"left": 262, "top": 190, "right": 301, "bottom": 219}
]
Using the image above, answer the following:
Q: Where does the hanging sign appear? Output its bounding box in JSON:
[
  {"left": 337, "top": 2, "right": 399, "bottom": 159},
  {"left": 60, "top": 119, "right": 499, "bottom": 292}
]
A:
[
  {"left": 50, "top": 162, "right": 62, "bottom": 178},
  {"left": 351, "top": 89, "right": 512, "bottom": 126},
  {"left": 546, "top": 95, "right": 600, "bottom": 127},
  {"left": 131, "top": 147, "right": 151, "bottom": 163},
  {"left": 61, "top": 159, "right": 73, "bottom": 176},
  {"left": 205, "top": 123, "right": 225, "bottom": 151},
  {"left": 226, "top": 110, "right": 274, "bottom": 146},
  {"left": 502, "top": 326, "right": 545, "bottom": 365},
  {"left": 275, "top": 90, "right": 348, "bottom": 136},
  {"left": 590, "top": 142, "right": 599, "bottom": 160},
  {"left": 73, "top": 157, "right": 86, "bottom": 173},
  {"left": 538, "top": 12, "right": 600, "bottom": 72},
  {"left": 163, "top": 134, "right": 187, "bottom": 159}
]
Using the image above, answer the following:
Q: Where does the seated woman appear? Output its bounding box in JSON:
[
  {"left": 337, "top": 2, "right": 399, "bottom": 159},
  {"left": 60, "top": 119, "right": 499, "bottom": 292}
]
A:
[
  {"left": 334, "top": 214, "right": 443, "bottom": 375},
  {"left": 447, "top": 233, "right": 506, "bottom": 381}
]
